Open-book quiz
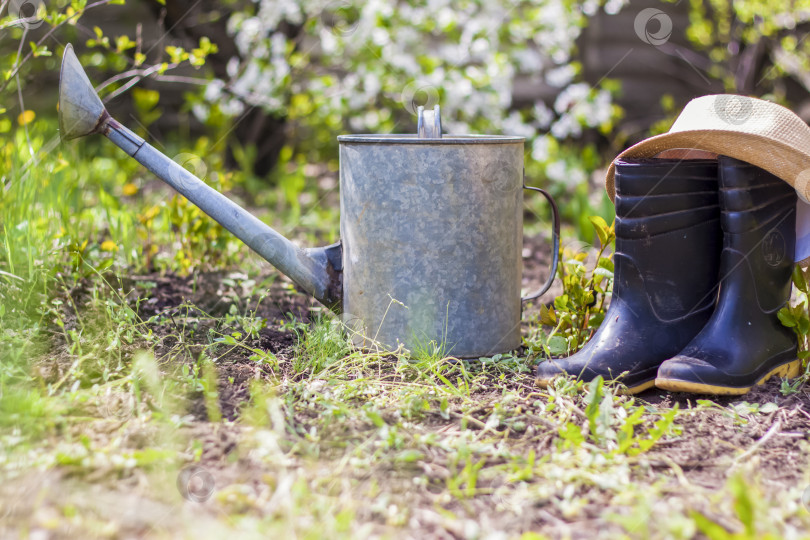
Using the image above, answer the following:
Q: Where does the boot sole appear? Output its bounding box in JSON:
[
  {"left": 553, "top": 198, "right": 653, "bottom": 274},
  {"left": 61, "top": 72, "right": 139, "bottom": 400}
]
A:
[
  {"left": 654, "top": 359, "right": 802, "bottom": 395},
  {"left": 535, "top": 377, "right": 656, "bottom": 395}
]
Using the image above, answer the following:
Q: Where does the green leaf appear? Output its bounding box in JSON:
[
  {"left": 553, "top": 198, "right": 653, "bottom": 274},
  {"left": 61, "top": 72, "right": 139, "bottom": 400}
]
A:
[
  {"left": 115, "top": 35, "right": 136, "bottom": 52},
  {"left": 597, "top": 257, "right": 614, "bottom": 273},
  {"left": 616, "top": 406, "right": 645, "bottom": 453},
  {"left": 29, "top": 42, "right": 51, "bottom": 57},
  {"left": 691, "top": 511, "right": 732, "bottom": 540},
  {"left": 439, "top": 397, "right": 449, "bottom": 419},
  {"left": 799, "top": 316, "right": 810, "bottom": 335},
  {"left": 365, "top": 409, "right": 384, "bottom": 427},
  {"left": 553, "top": 294, "right": 569, "bottom": 311},
  {"left": 730, "top": 475, "right": 756, "bottom": 536},
  {"left": 131, "top": 447, "right": 175, "bottom": 465},
  {"left": 132, "top": 87, "right": 160, "bottom": 112},
  {"left": 696, "top": 399, "right": 719, "bottom": 409},
  {"left": 558, "top": 422, "right": 584, "bottom": 447},
  {"left": 778, "top": 307, "right": 797, "bottom": 328},
  {"left": 544, "top": 335, "right": 568, "bottom": 356},
  {"left": 584, "top": 376, "right": 605, "bottom": 439},
  {"left": 165, "top": 45, "right": 188, "bottom": 64},
  {"left": 793, "top": 265, "right": 808, "bottom": 292},
  {"left": 589, "top": 215, "right": 610, "bottom": 248},
  {"left": 539, "top": 304, "right": 556, "bottom": 326},
  {"left": 758, "top": 402, "right": 779, "bottom": 414},
  {"left": 95, "top": 258, "right": 114, "bottom": 272},
  {"left": 395, "top": 449, "right": 424, "bottom": 463}
]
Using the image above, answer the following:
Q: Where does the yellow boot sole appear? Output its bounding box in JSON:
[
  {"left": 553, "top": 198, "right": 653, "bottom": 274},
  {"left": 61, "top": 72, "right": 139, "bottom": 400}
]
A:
[{"left": 654, "top": 359, "right": 802, "bottom": 395}]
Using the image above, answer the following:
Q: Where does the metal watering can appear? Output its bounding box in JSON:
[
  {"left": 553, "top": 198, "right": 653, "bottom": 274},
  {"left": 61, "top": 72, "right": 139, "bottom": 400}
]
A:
[{"left": 58, "top": 44, "right": 559, "bottom": 358}]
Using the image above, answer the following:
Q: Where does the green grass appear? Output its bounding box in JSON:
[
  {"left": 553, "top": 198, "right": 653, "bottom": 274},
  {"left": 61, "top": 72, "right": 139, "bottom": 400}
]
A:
[{"left": 2, "top": 120, "right": 810, "bottom": 539}]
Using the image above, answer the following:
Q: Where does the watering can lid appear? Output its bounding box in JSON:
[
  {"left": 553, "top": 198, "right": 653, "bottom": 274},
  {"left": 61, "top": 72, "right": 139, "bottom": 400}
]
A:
[
  {"left": 337, "top": 134, "right": 525, "bottom": 144},
  {"left": 338, "top": 105, "right": 524, "bottom": 144}
]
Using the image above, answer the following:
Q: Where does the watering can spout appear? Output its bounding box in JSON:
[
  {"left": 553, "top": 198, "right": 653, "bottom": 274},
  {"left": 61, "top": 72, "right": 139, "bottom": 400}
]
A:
[
  {"left": 59, "top": 44, "right": 107, "bottom": 140},
  {"left": 58, "top": 44, "right": 342, "bottom": 309}
]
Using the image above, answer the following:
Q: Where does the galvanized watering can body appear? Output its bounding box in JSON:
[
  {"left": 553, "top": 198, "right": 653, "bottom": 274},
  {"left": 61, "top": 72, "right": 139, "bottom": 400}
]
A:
[
  {"left": 340, "top": 135, "right": 527, "bottom": 356},
  {"left": 58, "top": 44, "right": 559, "bottom": 358}
]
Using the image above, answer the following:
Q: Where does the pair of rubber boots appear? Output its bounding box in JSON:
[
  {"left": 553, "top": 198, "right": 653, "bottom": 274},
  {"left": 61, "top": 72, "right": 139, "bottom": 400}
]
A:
[{"left": 537, "top": 156, "right": 801, "bottom": 395}]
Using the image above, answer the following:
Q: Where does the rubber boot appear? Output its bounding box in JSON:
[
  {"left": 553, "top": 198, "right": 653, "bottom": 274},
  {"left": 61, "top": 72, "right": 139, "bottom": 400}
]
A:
[
  {"left": 536, "top": 158, "right": 723, "bottom": 393},
  {"left": 656, "top": 156, "right": 800, "bottom": 394}
]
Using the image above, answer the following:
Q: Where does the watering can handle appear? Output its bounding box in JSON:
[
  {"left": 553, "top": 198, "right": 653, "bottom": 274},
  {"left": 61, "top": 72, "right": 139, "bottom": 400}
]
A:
[{"left": 521, "top": 175, "right": 560, "bottom": 303}]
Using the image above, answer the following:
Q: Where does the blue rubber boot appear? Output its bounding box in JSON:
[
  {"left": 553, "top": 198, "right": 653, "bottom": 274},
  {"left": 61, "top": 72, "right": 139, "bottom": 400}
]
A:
[
  {"left": 656, "top": 156, "right": 800, "bottom": 395},
  {"left": 536, "top": 157, "right": 722, "bottom": 393}
]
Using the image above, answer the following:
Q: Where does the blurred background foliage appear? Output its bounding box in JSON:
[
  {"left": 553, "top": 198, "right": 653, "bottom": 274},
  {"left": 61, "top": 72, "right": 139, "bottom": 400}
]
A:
[{"left": 1, "top": 0, "right": 810, "bottom": 291}]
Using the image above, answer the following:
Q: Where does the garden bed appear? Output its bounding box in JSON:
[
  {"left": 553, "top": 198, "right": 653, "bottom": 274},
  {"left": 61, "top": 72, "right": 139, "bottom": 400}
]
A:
[{"left": 3, "top": 235, "right": 809, "bottom": 539}]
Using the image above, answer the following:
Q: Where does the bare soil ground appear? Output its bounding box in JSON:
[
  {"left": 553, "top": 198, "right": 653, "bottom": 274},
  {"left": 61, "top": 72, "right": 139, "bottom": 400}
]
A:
[{"left": 2, "top": 234, "right": 810, "bottom": 539}]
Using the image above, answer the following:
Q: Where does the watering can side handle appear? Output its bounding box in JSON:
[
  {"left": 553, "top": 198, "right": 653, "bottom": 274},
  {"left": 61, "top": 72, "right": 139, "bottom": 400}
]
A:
[{"left": 521, "top": 174, "right": 560, "bottom": 303}]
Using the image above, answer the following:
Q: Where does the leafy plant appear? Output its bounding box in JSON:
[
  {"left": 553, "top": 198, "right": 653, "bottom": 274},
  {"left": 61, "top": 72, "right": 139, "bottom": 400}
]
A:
[
  {"left": 528, "top": 216, "right": 615, "bottom": 358},
  {"left": 292, "top": 315, "right": 352, "bottom": 375},
  {"left": 553, "top": 376, "right": 682, "bottom": 454},
  {"left": 777, "top": 267, "right": 810, "bottom": 384}
]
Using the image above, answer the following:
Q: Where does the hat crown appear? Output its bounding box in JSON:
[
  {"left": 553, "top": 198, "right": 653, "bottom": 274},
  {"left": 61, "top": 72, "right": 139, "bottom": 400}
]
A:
[{"left": 670, "top": 95, "right": 810, "bottom": 150}]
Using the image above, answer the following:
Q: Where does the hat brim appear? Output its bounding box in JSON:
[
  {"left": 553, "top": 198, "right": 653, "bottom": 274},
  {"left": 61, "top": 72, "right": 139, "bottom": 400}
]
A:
[{"left": 605, "top": 129, "right": 810, "bottom": 202}]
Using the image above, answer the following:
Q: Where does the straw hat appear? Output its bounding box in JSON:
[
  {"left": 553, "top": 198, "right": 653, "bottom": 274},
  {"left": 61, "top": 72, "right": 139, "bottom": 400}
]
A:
[{"left": 604, "top": 95, "right": 810, "bottom": 203}]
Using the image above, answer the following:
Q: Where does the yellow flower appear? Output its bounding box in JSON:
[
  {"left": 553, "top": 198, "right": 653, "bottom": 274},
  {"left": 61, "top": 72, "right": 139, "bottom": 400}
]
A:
[
  {"left": 17, "top": 110, "right": 35, "bottom": 126},
  {"left": 100, "top": 240, "right": 118, "bottom": 252},
  {"left": 122, "top": 183, "right": 138, "bottom": 196},
  {"left": 138, "top": 205, "right": 160, "bottom": 224}
]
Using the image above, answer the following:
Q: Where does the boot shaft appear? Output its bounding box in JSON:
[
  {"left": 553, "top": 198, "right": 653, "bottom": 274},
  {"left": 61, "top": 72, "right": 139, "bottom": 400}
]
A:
[
  {"left": 655, "top": 156, "right": 799, "bottom": 394},
  {"left": 612, "top": 158, "right": 722, "bottom": 320},
  {"left": 615, "top": 158, "right": 720, "bottom": 236},
  {"left": 718, "top": 156, "right": 796, "bottom": 312}
]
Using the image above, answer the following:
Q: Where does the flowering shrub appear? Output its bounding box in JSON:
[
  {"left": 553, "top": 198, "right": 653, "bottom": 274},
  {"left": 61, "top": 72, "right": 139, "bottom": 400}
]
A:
[{"left": 201, "top": 0, "right": 625, "bottom": 199}]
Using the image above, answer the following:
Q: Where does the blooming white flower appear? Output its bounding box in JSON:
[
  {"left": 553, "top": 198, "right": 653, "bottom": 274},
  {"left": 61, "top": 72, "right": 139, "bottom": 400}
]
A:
[
  {"left": 208, "top": 0, "right": 620, "bottom": 190},
  {"left": 531, "top": 135, "right": 551, "bottom": 162}
]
